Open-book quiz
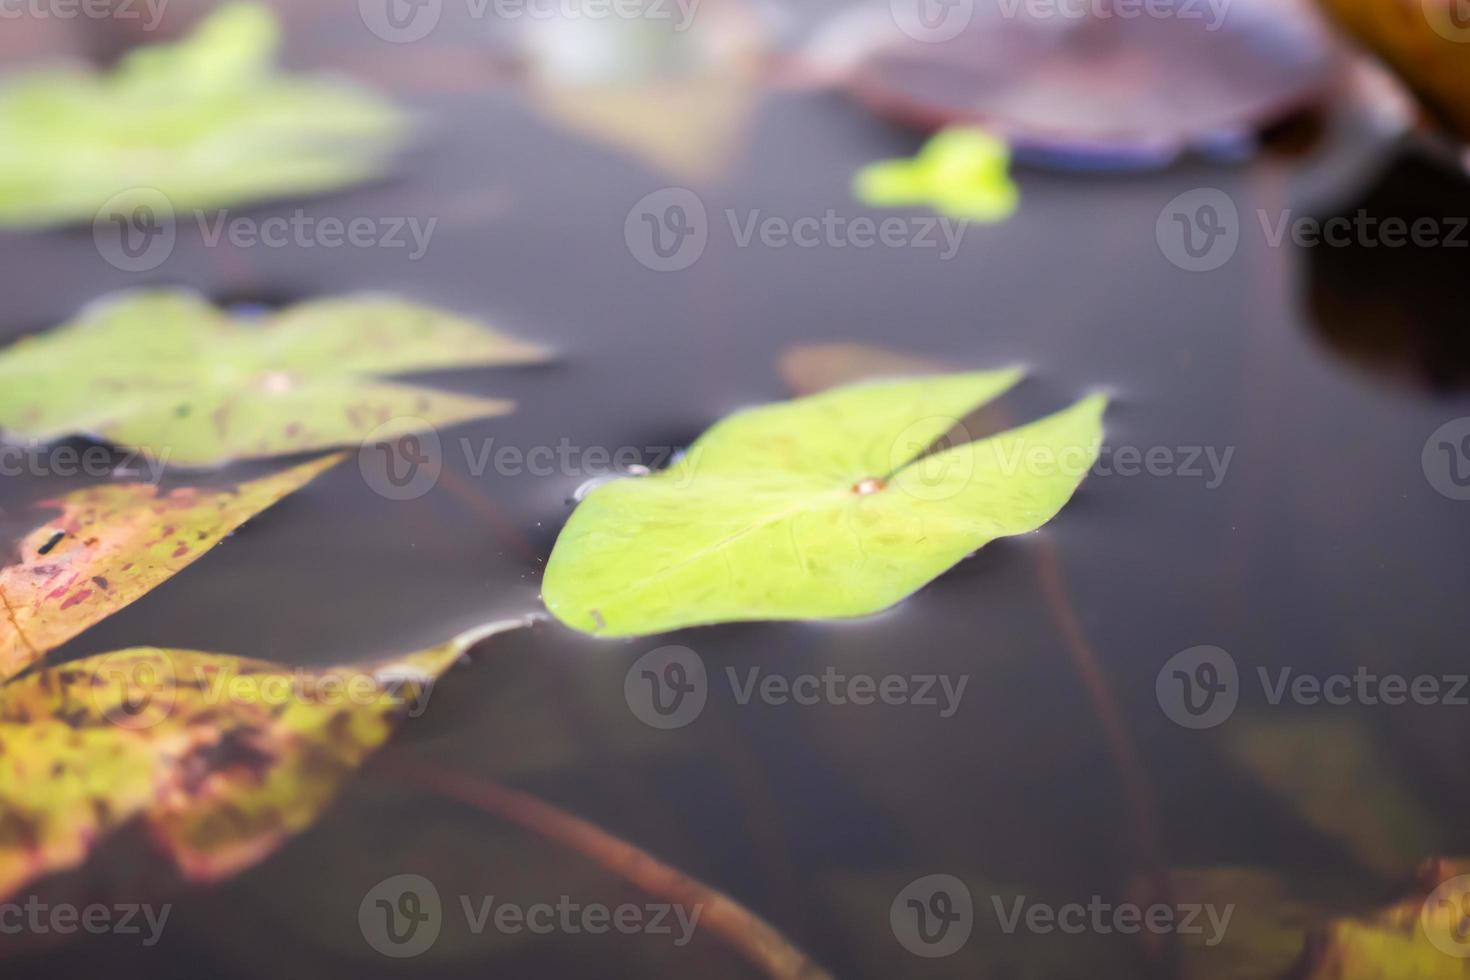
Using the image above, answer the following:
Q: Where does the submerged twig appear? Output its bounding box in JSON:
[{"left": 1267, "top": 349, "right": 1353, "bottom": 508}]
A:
[
  {"left": 1032, "top": 540, "right": 1174, "bottom": 960},
  {"left": 383, "top": 760, "right": 834, "bottom": 980}
]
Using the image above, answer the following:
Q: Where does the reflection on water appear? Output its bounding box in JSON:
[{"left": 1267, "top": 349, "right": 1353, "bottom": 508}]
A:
[
  {"left": 1306, "top": 146, "right": 1470, "bottom": 392},
  {"left": 3, "top": 44, "right": 1470, "bottom": 980}
]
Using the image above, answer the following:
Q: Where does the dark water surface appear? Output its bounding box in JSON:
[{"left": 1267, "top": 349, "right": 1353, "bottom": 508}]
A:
[{"left": 4, "top": 65, "right": 1470, "bottom": 979}]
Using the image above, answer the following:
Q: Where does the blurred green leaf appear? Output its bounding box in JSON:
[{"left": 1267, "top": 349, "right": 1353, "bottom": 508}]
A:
[
  {"left": 1224, "top": 717, "right": 1443, "bottom": 879},
  {"left": 854, "top": 128, "right": 1019, "bottom": 222},
  {"left": 0, "top": 2, "right": 408, "bottom": 227},
  {"left": 0, "top": 290, "right": 548, "bottom": 467}
]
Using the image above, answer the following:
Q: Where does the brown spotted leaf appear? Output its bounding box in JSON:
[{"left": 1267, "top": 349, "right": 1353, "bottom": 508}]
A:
[
  {"left": 0, "top": 290, "right": 549, "bottom": 468},
  {"left": 0, "top": 454, "right": 343, "bottom": 682},
  {"left": 0, "top": 624, "right": 525, "bottom": 900}
]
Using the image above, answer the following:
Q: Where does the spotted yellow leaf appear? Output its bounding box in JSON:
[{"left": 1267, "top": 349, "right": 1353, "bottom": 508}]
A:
[
  {"left": 0, "top": 291, "right": 548, "bottom": 467},
  {"left": 0, "top": 454, "right": 343, "bottom": 682},
  {"left": 0, "top": 622, "right": 527, "bottom": 900}
]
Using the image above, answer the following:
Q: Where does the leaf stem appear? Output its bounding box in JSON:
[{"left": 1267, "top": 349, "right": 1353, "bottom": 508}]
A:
[
  {"left": 381, "top": 759, "right": 834, "bottom": 980},
  {"left": 1032, "top": 539, "right": 1175, "bottom": 962}
]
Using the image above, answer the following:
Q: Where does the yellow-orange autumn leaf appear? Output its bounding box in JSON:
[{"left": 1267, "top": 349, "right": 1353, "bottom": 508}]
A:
[
  {"left": 0, "top": 624, "right": 526, "bottom": 900},
  {"left": 0, "top": 454, "right": 342, "bottom": 682}
]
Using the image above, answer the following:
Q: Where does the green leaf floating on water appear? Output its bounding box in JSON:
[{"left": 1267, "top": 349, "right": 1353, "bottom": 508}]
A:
[
  {"left": 0, "top": 2, "right": 407, "bottom": 227},
  {"left": 543, "top": 372, "right": 1105, "bottom": 636},
  {"left": 854, "top": 128, "right": 1020, "bottom": 223},
  {"left": 0, "top": 290, "right": 549, "bottom": 467}
]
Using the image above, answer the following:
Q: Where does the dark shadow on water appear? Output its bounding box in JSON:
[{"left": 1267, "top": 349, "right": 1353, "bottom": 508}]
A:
[{"left": 1305, "top": 146, "right": 1470, "bottom": 394}]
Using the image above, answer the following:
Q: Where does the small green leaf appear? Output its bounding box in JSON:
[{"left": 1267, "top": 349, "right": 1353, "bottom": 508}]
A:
[
  {"left": 854, "top": 128, "right": 1020, "bottom": 222},
  {"left": 0, "top": 290, "right": 549, "bottom": 467},
  {"left": 0, "top": 2, "right": 407, "bottom": 227},
  {"left": 543, "top": 372, "right": 1105, "bottom": 637}
]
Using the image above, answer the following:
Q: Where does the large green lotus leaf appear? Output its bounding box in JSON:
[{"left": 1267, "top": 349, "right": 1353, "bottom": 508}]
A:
[
  {"left": 543, "top": 372, "right": 1105, "bottom": 636},
  {"left": 0, "top": 290, "right": 548, "bottom": 467},
  {"left": 0, "top": 3, "right": 407, "bottom": 227}
]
